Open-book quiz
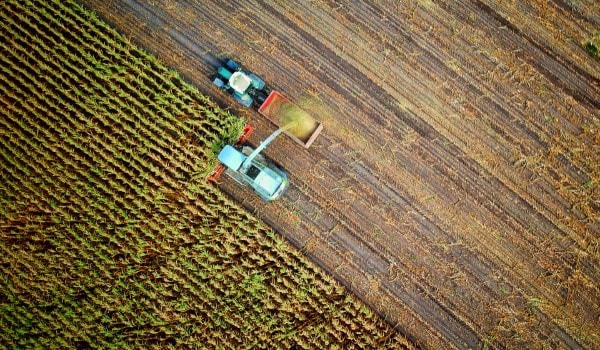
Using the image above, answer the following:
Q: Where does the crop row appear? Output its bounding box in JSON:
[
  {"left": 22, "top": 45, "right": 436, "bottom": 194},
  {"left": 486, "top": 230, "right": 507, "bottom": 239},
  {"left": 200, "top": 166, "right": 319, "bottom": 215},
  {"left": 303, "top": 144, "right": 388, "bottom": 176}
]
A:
[
  {"left": 0, "top": 2, "right": 240, "bottom": 179},
  {"left": 0, "top": 0, "right": 413, "bottom": 348}
]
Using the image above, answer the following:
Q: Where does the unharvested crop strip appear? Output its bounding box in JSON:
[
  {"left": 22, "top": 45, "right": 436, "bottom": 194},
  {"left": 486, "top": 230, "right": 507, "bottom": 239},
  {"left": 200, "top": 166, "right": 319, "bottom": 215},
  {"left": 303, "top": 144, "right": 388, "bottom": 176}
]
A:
[
  {"left": 3, "top": 5, "right": 206, "bottom": 169},
  {"left": 0, "top": 100, "right": 164, "bottom": 267},
  {"left": 0, "top": 78, "right": 155, "bottom": 226},
  {"left": 1, "top": 0, "right": 416, "bottom": 348}
]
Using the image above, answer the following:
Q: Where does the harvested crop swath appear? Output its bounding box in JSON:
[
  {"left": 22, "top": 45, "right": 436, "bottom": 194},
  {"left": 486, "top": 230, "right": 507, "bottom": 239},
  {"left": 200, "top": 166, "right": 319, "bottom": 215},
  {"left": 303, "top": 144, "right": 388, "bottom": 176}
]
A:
[{"left": 0, "top": 0, "right": 414, "bottom": 348}]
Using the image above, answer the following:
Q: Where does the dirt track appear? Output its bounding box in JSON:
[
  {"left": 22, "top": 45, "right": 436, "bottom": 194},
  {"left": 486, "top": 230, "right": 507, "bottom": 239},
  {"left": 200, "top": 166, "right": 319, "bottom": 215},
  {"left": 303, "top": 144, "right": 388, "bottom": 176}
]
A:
[{"left": 80, "top": 1, "right": 599, "bottom": 348}]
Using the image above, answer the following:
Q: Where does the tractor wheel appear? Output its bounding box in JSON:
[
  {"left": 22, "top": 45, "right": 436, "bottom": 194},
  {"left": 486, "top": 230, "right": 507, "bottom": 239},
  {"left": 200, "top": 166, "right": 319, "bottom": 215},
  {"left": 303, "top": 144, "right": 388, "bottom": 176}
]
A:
[
  {"left": 254, "top": 90, "right": 268, "bottom": 106},
  {"left": 212, "top": 76, "right": 225, "bottom": 88},
  {"left": 226, "top": 59, "right": 240, "bottom": 71}
]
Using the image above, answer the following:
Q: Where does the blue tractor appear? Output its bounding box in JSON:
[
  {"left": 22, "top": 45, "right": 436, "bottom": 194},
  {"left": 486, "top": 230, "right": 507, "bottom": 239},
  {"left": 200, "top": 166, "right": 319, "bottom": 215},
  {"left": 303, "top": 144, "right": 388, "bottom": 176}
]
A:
[{"left": 211, "top": 58, "right": 269, "bottom": 108}]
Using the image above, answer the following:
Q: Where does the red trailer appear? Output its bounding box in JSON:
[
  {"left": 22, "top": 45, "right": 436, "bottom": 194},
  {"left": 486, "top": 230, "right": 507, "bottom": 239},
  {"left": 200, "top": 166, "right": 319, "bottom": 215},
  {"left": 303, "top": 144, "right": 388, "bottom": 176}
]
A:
[{"left": 258, "top": 91, "right": 323, "bottom": 148}]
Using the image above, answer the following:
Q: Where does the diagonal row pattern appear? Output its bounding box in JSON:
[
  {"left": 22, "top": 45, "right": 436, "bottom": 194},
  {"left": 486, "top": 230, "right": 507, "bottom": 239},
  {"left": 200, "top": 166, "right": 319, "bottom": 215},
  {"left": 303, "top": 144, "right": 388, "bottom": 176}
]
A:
[{"left": 0, "top": 0, "right": 414, "bottom": 348}]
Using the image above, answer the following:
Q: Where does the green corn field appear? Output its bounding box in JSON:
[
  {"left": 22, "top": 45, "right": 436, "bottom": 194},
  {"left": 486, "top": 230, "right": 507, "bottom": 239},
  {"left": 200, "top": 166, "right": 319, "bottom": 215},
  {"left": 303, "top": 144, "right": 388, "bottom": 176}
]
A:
[{"left": 0, "top": 0, "right": 413, "bottom": 348}]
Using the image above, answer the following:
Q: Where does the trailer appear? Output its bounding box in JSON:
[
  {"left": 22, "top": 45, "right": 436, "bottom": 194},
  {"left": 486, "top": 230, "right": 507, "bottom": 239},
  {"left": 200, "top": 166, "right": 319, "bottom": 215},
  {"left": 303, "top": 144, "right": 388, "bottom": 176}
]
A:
[{"left": 258, "top": 91, "right": 323, "bottom": 148}]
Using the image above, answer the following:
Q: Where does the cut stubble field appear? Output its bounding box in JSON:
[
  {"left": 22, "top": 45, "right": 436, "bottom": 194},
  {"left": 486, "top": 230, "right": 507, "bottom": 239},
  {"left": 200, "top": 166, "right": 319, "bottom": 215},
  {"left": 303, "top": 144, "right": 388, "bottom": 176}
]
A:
[{"left": 79, "top": 0, "right": 600, "bottom": 349}]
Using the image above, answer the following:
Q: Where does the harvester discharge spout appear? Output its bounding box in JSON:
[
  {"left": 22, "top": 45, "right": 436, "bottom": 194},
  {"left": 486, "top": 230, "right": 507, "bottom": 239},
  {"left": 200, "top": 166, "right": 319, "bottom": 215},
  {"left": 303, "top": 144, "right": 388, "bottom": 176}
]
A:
[{"left": 239, "top": 122, "right": 297, "bottom": 174}]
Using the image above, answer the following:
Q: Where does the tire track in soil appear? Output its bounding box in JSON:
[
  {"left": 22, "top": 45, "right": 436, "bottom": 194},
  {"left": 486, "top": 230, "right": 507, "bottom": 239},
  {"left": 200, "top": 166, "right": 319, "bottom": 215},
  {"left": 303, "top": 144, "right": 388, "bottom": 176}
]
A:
[
  {"left": 80, "top": 0, "right": 599, "bottom": 348},
  {"left": 289, "top": 165, "right": 480, "bottom": 348},
  {"left": 472, "top": 0, "right": 599, "bottom": 110},
  {"left": 327, "top": 0, "right": 597, "bottom": 273},
  {"left": 244, "top": 3, "right": 598, "bottom": 339}
]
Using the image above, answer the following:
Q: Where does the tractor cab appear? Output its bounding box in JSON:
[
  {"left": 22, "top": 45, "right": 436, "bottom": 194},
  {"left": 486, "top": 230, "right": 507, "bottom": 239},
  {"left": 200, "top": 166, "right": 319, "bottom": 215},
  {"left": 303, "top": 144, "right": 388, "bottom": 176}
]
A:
[
  {"left": 212, "top": 59, "right": 268, "bottom": 107},
  {"left": 228, "top": 71, "right": 252, "bottom": 93}
]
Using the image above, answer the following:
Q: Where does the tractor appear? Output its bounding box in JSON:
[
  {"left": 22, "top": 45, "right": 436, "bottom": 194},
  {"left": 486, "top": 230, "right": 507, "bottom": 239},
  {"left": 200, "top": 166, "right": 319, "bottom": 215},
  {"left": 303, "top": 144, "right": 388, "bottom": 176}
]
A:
[{"left": 211, "top": 58, "right": 269, "bottom": 108}]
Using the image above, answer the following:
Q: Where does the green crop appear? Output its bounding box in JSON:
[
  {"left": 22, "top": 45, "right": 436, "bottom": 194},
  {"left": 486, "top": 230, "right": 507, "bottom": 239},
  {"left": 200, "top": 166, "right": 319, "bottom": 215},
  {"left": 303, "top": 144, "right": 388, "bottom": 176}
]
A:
[{"left": 0, "top": 0, "right": 413, "bottom": 349}]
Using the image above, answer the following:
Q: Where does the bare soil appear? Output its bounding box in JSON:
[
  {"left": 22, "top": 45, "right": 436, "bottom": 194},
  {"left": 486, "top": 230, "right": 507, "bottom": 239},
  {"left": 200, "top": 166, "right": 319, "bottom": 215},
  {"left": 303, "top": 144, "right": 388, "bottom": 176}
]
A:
[{"left": 80, "top": 0, "right": 599, "bottom": 348}]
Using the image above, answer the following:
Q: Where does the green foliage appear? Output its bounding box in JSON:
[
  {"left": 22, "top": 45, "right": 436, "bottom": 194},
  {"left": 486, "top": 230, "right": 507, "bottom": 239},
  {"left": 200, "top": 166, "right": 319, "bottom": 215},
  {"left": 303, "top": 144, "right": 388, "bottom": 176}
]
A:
[
  {"left": 585, "top": 31, "right": 600, "bottom": 60},
  {"left": 0, "top": 0, "right": 410, "bottom": 349},
  {"left": 585, "top": 41, "right": 598, "bottom": 59}
]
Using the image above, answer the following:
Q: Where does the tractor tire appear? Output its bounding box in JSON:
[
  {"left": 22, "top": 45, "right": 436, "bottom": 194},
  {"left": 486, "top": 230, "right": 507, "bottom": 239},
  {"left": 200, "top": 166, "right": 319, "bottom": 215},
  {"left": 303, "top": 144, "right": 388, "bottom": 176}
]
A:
[{"left": 254, "top": 90, "right": 268, "bottom": 106}]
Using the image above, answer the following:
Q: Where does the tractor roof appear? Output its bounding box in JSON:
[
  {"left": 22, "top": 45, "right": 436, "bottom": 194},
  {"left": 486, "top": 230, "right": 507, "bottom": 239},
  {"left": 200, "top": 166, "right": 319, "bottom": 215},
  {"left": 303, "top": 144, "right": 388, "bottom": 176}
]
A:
[{"left": 229, "top": 71, "right": 252, "bottom": 93}]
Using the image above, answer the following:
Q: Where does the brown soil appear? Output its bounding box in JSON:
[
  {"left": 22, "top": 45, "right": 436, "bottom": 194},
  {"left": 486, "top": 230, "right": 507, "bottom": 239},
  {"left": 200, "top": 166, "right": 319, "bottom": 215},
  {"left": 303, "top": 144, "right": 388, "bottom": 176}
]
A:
[{"left": 80, "top": 0, "right": 599, "bottom": 348}]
